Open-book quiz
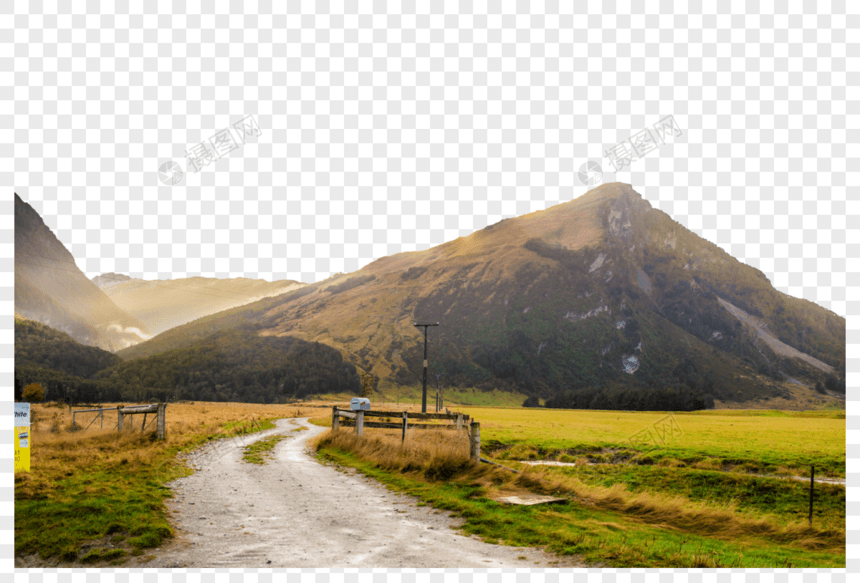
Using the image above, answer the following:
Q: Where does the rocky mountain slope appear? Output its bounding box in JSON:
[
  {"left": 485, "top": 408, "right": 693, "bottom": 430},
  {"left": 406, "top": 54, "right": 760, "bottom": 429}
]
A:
[
  {"left": 93, "top": 274, "right": 306, "bottom": 336},
  {"left": 118, "top": 183, "right": 844, "bottom": 406},
  {"left": 14, "top": 194, "right": 151, "bottom": 351}
]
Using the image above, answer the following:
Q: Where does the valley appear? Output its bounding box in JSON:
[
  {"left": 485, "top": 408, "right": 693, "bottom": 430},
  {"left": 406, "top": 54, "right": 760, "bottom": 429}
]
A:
[
  {"left": 14, "top": 401, "right": 845, "bottom": 568},
  {"left": 13, "top": 183, "right": 846, "bottom": 568}
]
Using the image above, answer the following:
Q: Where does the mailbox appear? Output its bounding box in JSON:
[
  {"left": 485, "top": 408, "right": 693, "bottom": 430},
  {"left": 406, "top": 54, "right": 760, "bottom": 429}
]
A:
[{"left": 350, "top": 397, "right": 371, "bottom": 411}]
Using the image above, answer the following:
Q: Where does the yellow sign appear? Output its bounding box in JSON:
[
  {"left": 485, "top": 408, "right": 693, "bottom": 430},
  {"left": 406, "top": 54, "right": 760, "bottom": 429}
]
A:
[{"left": 15, "top": 403, "right": 30, "bottom": 472}]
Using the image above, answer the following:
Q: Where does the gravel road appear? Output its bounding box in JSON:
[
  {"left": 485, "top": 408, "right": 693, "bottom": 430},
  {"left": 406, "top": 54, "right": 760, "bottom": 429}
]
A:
[{"left": 137, "top": 418, "right": 582, "bottom": 568}]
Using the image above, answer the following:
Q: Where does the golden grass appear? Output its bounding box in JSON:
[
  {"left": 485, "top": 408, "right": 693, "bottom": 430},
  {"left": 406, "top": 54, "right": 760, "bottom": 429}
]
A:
[
  {"left": 31, "top": 401, "right": 326, "bottom": 434},
  {"left": 315, "top": 427, "right": 483, "bottom": 482},
  {"left": 509, "top": 467, "right": 843, "bottom": 550},
  {"left": 19, "top": 401, "right": 328, "bottom": 501}
]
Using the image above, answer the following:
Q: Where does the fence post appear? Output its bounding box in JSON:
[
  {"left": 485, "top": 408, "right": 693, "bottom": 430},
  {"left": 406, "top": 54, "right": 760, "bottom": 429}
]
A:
[
  {"left": 117, "top": 408, "right": 124, "bottom": 432},
  {"left": 142, "top": 413, "right": 148, "bottom": 433},
  {"left": 332, "top": 407, "right": 340, "bottom": 430},
  {"left": 470, "top": 421, "right": 481, "bottom": 463},
  {"left": 100, "top": 409, "right": 104, "bottom": 430},
  {"left": 456, "top": 413, "right": 463, "bottom": 431},
  {"left": 809, "top": 465, "right": 815, "bottom": 526},
  {"left": 72, "top": 411, "right": 77, "bottom": 430},
  {"left": 356, "top": 410, "right": 364, "bottom": 436},
  {"left": 402, "top": 411, "right": 408, "bottom": 443},
  {"left": 157, "top": 403, "right": 166, "bottom": 440}
]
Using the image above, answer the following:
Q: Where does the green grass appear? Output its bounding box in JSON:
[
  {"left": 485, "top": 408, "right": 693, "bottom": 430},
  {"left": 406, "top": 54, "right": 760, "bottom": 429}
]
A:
[
  {"left": 80, "top": 548, "right": 126, "bottom": 564},
  {"left": 316, "top": 446, "right": 844, "bottom": 568},
  {"left": 465, "top": 407, "right": 845, "bottom": 477},
  {"left": 242, "top": 435, "right": 288, "bottom": 464}
]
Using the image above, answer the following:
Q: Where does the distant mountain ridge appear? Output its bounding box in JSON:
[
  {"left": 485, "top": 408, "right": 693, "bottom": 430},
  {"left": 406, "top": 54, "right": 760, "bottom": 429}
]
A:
[
  {"left": 120, "top": 183, "right": 845, "bottom": 407},
  {"left": 91, "top": 273, "right": 133, "bottom": 289},
  {"left": 14, "top": 194, "right": 151, "bottom": 351},
  {"left": 93, "top": 274, "right": 307, "bottom": 336}
]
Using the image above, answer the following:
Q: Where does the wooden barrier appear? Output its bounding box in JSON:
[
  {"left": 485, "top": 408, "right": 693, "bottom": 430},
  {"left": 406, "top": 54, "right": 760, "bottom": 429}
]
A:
[
  {"left": 117, "top": 404, "right": 167, "bottom": 440},
  {"left": 331, "top": 407, "right": 480, "bottom": 461},
  {"left": 71, "top": 404, "right": 167, "bottom": 439}
]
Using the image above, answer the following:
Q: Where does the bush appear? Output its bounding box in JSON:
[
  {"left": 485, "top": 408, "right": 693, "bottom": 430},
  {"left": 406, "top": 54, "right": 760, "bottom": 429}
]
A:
[
  {"left": 522, "top": 395, "right": 541, "bottom": 408},
  {"left": 23, "top": 383, "right": 44, "bottom": 403}
]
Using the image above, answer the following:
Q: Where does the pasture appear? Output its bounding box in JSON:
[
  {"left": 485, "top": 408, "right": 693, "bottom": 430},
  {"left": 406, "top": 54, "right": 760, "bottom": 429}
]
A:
[{"left": 466, "top": 407, "right": 845, "bottom": 477}]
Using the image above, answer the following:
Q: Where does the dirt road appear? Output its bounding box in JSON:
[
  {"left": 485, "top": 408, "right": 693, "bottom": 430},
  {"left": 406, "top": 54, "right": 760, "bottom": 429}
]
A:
[{"left": 141, "top": 418, "right": 581, "bottom": 568}]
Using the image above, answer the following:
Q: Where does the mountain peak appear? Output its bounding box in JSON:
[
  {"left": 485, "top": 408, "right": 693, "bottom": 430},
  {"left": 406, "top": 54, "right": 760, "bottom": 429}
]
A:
[{"left": 577, "top": 182, "right": 645, "bottom": 203}]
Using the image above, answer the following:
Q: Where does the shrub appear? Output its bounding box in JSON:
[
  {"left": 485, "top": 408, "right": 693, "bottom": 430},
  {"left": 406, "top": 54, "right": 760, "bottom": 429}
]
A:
[{"left": 23, "top": 383, "right": 44, "bottom": 403}]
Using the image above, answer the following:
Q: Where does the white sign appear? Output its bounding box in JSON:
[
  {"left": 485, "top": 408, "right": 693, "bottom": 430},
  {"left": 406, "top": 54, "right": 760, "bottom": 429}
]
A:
[{"left": 14, "top": 403, "right": 29, "bottom": 426}]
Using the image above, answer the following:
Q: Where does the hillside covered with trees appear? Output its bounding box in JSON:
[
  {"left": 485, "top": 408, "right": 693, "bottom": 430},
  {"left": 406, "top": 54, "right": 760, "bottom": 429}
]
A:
[{"left": 14, "top": 319, "right": 360, "bottom": 405}]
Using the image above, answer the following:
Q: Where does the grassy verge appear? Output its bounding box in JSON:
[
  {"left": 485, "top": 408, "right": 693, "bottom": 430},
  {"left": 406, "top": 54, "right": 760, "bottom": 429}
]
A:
[
  {"left": 315, "top": 429, "right": 845, "bottom": 568},
  {"left": 243, "top": 435, "right": 288, "bottom": 464},
  {"left": 15, "top": 402, "right": 320, "bottom": 565}
]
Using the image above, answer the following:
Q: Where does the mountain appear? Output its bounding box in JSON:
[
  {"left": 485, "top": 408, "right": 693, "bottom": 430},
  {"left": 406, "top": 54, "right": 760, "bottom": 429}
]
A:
[
  {"left": 119, "top": 183, "right": 845, "bottom": 407},
  {"left": 92, "top": 274, "right": 306, "bottom": 336},
  {"left": 14, "top": 194, "right": 152, "bottom": 351},
  {"left": 15, "top": 316, "right": 122, "bottom": 378}
]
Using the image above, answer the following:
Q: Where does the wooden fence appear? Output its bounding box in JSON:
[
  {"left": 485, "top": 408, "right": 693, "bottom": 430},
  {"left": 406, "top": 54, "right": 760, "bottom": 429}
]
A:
[
  {"left": 71, "top": 404, "right": 167, "bottom": 439},
  {"left": 331, "top": 407, "right": 481, "bottom": 462}
]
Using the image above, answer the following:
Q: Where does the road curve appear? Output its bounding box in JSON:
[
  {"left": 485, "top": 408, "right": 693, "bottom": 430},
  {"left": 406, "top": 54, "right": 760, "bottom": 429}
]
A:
[{"left": 141, "top": 417, "right": 582, "bottom": 568}]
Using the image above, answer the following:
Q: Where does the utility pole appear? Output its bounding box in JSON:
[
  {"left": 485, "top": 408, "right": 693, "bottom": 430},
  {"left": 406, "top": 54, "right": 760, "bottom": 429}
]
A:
[{"left": 413, "top": 322, "right": 439, "bottom": 413}]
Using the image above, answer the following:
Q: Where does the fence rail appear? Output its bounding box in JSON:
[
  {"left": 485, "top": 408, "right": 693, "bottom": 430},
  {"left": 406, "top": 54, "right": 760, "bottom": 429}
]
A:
[
  {"left": 70, "top": 404, "right": 167, "bottom": 439},
  {"left": 331, "top": 406, "right": 480, "bottom": 462}
]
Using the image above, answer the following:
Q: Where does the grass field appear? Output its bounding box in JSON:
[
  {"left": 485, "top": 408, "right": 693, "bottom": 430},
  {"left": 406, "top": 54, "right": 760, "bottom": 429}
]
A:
[
  {"left": 315, "top": 405, "right": 846, "bottom": 568},
  {"left": 463, "top": 407, "right": 846, "bottom": 478},
  {"left": 16, "top": 399, "right": 845, "bottom": 568},
  {"left": 14, "top": 401, "right": 328, "bottom": 565}
]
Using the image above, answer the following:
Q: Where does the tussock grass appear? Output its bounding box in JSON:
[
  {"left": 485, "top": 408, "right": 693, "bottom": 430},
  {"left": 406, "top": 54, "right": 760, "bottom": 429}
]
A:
[
  {"left": 522, "top": 468, "right": 844, "bottom": 550},
  {"left": 315, "top": 428, "right": 483, "bottom": 483}
]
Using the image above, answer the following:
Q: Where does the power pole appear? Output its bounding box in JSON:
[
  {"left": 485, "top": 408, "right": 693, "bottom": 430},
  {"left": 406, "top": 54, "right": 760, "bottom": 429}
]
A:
[{"left": 413, "top": 322, "right": 439, "bottom": 413}]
